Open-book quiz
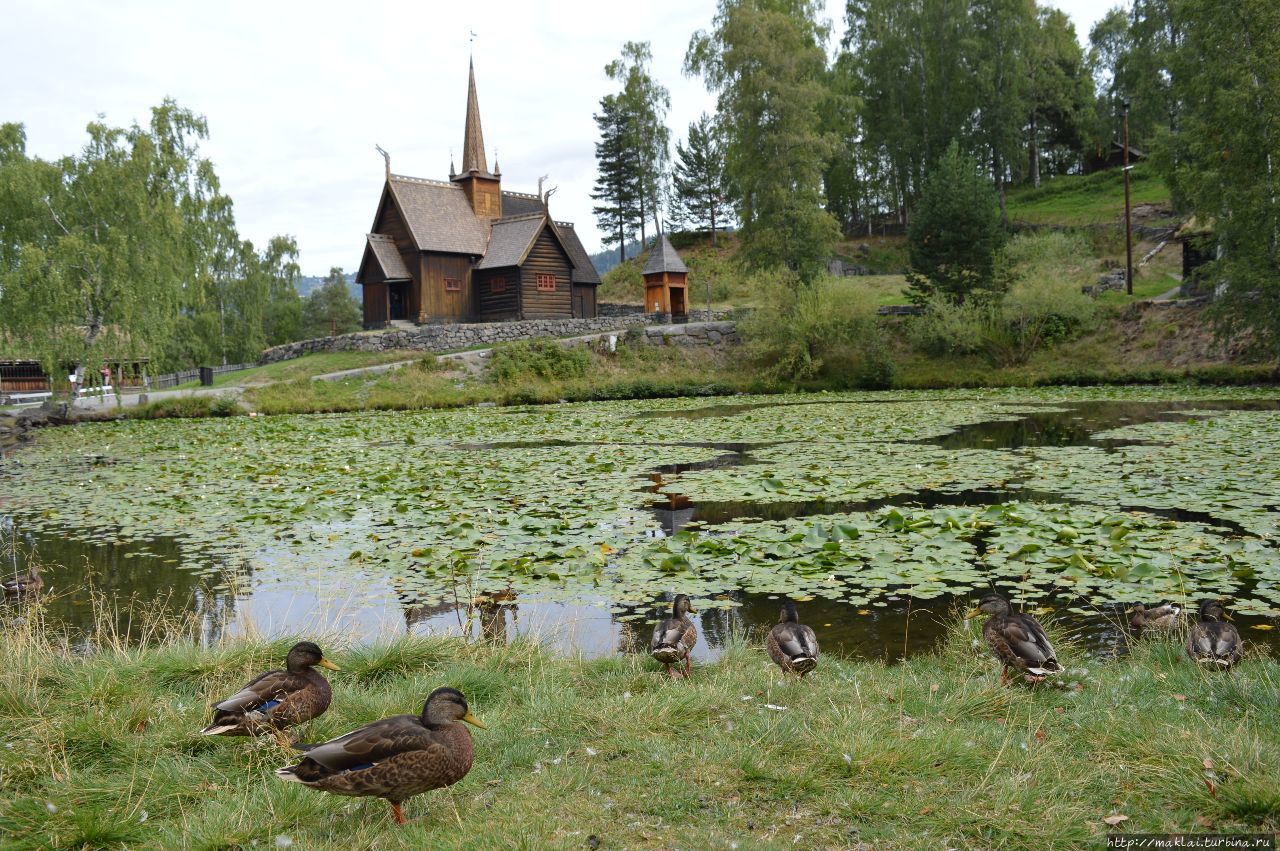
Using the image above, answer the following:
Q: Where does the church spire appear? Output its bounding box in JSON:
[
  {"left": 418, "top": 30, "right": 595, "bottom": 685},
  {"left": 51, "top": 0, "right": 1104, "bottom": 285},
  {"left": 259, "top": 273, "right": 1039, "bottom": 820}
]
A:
[{"left": 461, "top": 58, "right": 488, "bottom": 175}]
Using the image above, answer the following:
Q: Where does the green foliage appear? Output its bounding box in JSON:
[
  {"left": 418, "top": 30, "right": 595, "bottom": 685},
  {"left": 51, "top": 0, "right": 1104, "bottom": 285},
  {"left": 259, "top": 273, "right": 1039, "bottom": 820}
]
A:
[
  {"left": 1167, "top": 0, "right": 1280, "bottom": 366},
  {"left": 671, "top": 113, "right": 734, "bottom": 241},
  {"left": 686, "top": 0, "right": 838, "bottom": 281},
  {"left": 301, "top": 267, "right": 362, "bottom": 339},
  {"left": 740, "top": 271, "right": 894, "bottom": 386},
  {"left": 125, "top": 394, "right": 244, "bottom": 420},
  {"left": 486, "top": 339, "right": 591, "bottom": 384},
  {"left": 909, "top": 231, "right": 1097, "bottom": 366},
  {"left": 907, "top": 143, "right": 1008, "bottom": 304},
  {"left": 593, "top": 42, "right": 671, "bottom": 261},
  {"left": 0, "top": 103, "right": 306, "bottom": 378}
]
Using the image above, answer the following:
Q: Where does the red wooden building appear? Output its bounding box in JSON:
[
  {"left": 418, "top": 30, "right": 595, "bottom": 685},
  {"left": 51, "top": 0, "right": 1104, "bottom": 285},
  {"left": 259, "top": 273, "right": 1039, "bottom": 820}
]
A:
[{"left": 355, "top": 61, "right": 601, "bottom": 327}]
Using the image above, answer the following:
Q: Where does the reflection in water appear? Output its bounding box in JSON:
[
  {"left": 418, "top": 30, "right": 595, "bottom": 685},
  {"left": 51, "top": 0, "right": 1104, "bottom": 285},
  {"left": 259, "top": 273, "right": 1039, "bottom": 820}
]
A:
[{"left": 4, "top": 398, "right": 1279, "bottom": 660}]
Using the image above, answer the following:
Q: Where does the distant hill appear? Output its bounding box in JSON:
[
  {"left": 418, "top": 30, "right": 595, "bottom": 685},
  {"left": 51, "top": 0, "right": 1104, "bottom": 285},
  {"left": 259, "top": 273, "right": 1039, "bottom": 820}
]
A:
[
  {"left": 590, "top": 238, "right": 648, "bottom": 276},
  {"left": 297, "top": 272, "right": 362, "bottom": 301}
]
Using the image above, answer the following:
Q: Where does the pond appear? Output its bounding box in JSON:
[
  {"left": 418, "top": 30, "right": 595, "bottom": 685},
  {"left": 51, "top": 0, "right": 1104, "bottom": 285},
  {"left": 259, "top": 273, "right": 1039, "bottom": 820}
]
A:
[{"left": 2, "top": 387, "right": 1279, "bottom": 662}]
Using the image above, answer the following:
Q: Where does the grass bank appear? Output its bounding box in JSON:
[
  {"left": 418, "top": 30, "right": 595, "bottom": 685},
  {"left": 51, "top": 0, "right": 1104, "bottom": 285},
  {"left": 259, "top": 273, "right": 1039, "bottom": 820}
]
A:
[{"left": 1, "top": 612, "right": 1277, "bottom": 849}]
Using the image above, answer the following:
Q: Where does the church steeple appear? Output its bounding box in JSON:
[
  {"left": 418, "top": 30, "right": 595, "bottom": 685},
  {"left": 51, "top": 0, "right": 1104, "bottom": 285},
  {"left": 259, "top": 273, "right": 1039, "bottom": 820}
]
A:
[
  {"left": 452, "top": 58, "right": 501, "bottom": 218},
  {"left": 461, "top": 58, "right": 488, "bottom": 175}
]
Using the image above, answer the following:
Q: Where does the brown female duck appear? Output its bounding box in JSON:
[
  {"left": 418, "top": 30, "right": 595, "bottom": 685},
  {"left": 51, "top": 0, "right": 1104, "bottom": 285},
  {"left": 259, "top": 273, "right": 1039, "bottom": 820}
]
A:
[
  {"left": 766, "top": 600, "right": 819, "bottom": 677},
  {"left": 650, "top": 594, "right": 698, "bottom": 678},
  {"left": 2, "top": 562, "right": 42, "bottom": 597},
  {"left": 200, "top": 641, "right": 339, "bottom": 744},
  {"left": 968, "top": 594, "right": 1063, "bottom": 684},
  {"left": 1129, "top": 602, "right": 1185, "bottom": 632},
  {"left": 277, "top": 686, "right": 485, "bottom": 825},
  {"left": 1185, "top": 600, "right": 1243, "bottom": 669}
]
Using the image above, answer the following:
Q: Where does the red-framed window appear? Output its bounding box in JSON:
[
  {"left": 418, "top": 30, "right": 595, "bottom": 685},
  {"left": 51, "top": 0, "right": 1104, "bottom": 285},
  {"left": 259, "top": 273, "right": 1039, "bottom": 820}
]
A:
[
  {"left": 490, "top": 275, "right": 506, "bottom": 293},
  {"left": 536, "top": 273, "right": 556, "bottom": 292},
  {"left": 444, "top": 277, "right": 462, "bottom": 292}
]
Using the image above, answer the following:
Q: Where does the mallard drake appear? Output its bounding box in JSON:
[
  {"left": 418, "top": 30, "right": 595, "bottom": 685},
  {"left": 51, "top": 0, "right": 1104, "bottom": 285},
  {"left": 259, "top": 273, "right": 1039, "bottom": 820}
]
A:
[
  {"left": 200, "top": 641, "right": 339, "bottom": 744},
  {"left": 1185, "top": 600, "right": 1243, "bottom": 669},
  {"left": 766, "top": 600, "right": 819, "bottom": 677},
  {"left": 967, "top": 594, "right": 1063, "bottom": 685},
  {"left": 277, "top": 686, "right": 485, "bottom": 825},
  {"left": 1129, "top": 602, "right": 1185, "bottom": 632},
  {"left": 650, "top": 594, "right": 697, "bottom": 678},
  {"left": 2, "top": 563, "right": 42, "bottom": 597}
]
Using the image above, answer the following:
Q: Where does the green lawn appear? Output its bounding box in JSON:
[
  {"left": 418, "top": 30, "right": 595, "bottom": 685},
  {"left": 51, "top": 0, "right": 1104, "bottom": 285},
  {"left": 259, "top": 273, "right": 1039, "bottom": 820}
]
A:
[
  {"left": 191, "top": 350, "right": 426, "bottom": 388},
  {"left": 1006, "top": 165, "right": 1172, "bottom": 226},
  {"left": 2, "top": 613, "right": 1276, "bottom": 849}
]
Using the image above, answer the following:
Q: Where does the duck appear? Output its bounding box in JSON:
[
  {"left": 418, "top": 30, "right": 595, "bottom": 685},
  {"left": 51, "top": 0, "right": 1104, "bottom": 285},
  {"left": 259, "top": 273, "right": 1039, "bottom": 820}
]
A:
[
  {"left": 650, "top": 594, "right": 698, "bottom": 678},
  {"left": 200, "top": 641, "right": 339, "bottom": 745},
  {"left": 277, "top": 686, "right": 485, "bottom": 825},
  {"left": 1129, "top": 602, "right": 1185, "bottom": 632},
  {"left": 1185, "top": 599, "right": 1243, "bottom": 669},
  {"left": 766, "top": 600, "right": 819, "bottom": 677},
  {"left": 2, "top": 562, "right": 42, "bottom": 597},
  {"left": 968, "top": 594, "right": 1064, "bottom": 685}
]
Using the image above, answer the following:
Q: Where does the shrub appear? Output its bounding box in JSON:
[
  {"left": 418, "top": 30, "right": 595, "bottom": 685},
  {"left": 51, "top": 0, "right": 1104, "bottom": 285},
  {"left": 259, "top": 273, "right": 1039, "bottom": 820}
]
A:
[
  {"left": 486, "top": 340, "right": 591, "bottom": 384},
  {"left": 740, "top": 270, "right": 895, "bottom": 387},
  {"left": 908, "top": 231, "right": 1098, "bottom": 366},
  {"left": 126, "top": 395, "right": 244, "bottom": 419}
]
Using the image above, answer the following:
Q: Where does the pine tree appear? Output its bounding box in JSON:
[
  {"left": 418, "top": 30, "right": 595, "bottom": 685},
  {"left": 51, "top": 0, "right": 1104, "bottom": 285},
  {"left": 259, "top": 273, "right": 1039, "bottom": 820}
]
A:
[
  {"left": 671, "top": 114, "right": 733, "bottom": 243},
  {"left": 591, "top": 95, "right": 641, "bottom": 264},
  {"left": 302, "top": 268, "right": 362, "bottom": 338}
]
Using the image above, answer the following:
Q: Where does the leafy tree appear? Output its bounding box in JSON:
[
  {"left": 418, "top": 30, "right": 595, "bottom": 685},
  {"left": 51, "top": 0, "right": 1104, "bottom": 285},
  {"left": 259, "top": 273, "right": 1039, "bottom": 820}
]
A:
[
  {"left": 686, "top": 0, "right": 839, "bottom": 281},
  {"left": 972, "top": 0, "right": 1035, "bottom": 219},
  {"left": 1025, "top": 8, "right": 1093, "bottom": 184},
  {"left": 591, "top": 95, "right": 641, "bottom": 264},
  {"left": 671, "top": 114, "right": 734, "bottom": 243},
  {"left": 260, "top": 236, "right": 302, "bottom": 346},
  {"left": 605, "top": 42, "right": 671, "bottom": 243},
  {"left": 302, "top": 268, "right": 361, "bottom": 338},
  {"left": 906, "top": 142, "right": 1007, "bottom": 304},
  {"left": 1168, "top": 0, "right": 1280, "bottom": 364},
  {"left": 0, "top": 101, "right": 215, "bottom": 381}
]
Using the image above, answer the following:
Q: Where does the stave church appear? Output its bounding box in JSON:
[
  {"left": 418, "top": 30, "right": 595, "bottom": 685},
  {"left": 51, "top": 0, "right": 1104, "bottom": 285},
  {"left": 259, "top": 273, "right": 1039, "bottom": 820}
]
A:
[{"left": 355, "top": 61, "right": 601, "bottom": 327}]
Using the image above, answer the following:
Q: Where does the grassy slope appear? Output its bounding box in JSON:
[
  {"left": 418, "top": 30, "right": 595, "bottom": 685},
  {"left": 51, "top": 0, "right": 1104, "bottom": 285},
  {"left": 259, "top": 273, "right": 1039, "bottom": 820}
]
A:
[
  {"left": 2, "top": 618, "right": 1277, "bottom": 849},
  {"left": 1005, "top": 165, "right": 1173, "bottom": 226}
]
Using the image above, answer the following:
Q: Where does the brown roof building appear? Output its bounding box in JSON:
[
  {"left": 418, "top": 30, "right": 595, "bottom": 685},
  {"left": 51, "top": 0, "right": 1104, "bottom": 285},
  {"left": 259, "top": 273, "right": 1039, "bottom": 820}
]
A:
[{"left": 355, "top": 61, "right": 601, "bottom": 326}]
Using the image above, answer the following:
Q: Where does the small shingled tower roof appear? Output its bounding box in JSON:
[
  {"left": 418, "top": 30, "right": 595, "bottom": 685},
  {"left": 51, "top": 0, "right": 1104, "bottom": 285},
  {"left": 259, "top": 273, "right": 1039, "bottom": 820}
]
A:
[{"left": 642, "top": 234, "right": 687, "bottom": 275}]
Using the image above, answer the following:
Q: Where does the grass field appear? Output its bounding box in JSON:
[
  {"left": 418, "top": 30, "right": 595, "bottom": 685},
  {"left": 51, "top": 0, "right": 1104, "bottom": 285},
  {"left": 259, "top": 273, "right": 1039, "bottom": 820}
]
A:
[
  {"left": 1005, "top": 165, "right": 1173, "bottom": 226},
  {"left": 2, "top": 606, "right": 1277, "bottom": 849}
]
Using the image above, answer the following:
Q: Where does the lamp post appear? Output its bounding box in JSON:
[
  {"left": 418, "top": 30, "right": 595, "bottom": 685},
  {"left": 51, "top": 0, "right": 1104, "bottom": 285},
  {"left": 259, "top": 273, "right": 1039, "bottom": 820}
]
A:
[{"left": 1122, "top": 99, "right": 1133, "bottom": 296}]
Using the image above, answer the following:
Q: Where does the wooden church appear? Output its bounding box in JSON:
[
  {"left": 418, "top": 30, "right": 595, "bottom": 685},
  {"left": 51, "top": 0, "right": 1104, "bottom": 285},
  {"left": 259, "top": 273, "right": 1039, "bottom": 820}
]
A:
[{"left": 355, "top": 61, "right": 601, "bottom": 327}]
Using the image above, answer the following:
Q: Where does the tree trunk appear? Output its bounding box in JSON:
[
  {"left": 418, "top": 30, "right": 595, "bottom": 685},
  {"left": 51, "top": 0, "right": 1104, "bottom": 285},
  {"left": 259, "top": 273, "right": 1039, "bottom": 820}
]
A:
[
  {"left": 1029, "top": 114, "right": 1040, "bottom": 188},
  {"left": 994, "top": 150, "right": 1008, "bottom": 225}
]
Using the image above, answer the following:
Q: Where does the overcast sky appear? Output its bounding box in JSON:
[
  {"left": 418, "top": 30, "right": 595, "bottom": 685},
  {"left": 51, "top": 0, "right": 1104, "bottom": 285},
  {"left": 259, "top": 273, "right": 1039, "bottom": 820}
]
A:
[{"left": 1, "top": 0, "right": 1117, "bottom": 276}]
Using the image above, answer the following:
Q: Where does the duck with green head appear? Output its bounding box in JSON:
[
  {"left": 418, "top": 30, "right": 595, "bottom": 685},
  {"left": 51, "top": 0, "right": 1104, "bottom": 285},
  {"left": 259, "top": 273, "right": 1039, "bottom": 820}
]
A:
[
  {"left": 967, "top": 594, "right": 1063, "bottom": 685},
  {"left": 277, "top": 686, "right": 486, "bottom": 825}
]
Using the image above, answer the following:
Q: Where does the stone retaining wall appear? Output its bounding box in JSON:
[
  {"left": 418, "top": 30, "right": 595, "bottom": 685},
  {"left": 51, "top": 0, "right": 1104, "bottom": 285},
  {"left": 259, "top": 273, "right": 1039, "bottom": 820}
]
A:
[
  {"left": 640, "top": 321, "right": 739, "bottom": 347},
  {"left": 259, "top": 311, "right": 742, "bottom": 364}
]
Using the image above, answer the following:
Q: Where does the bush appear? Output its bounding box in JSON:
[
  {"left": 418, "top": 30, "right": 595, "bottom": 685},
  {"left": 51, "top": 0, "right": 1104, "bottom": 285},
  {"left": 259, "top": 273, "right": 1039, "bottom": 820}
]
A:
[
  {"left": 126, "top": 394, "right": 245, "bottom": 419},
  {"left": 486, "top": 340, "right": 591, "bottom": 384},
  {"left": 908, "top": 231, "right": 1098, "bottom": 367},
  {"left": 740, "top": 270, "right": 895, "bottom": 387}
]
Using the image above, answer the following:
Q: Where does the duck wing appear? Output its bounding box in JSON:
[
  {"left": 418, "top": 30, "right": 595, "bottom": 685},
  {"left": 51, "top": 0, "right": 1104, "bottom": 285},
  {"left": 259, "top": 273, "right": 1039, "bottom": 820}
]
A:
[
  {"left": 651, "top": 617, "right": 695, "bottom": 652},
  {"left": 1208, "top": 622, "right": 1242, "bottom": 661},
  {"left": 1004, "top": 615, "right": 1061, "bottom": 671},
  {"left": 773, "top": 623, "right": 819, "bottom": 661},
  {"left": 298, "top": 714, "right": 436, "bottom": 772},
  {"left": 214, "top": 669, "right": 308, "bottom": 713}
]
